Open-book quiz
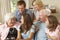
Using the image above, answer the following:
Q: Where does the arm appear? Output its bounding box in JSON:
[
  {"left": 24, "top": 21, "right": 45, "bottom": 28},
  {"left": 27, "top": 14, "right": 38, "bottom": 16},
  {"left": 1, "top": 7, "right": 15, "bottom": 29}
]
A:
[
  {"left": 25, "top": 25, "right": 35, "bottom": 40},
  {"left": 0, "top": 26, "right": 1, "bottom": 40},
  {"left": 16, "top": 30, "right": 22, "bottom": 40},
  {"left": 25, "top": 32, "right": 34, "bottom": 40},
  {"left": 57, "top": 25, "right": 60, "bottom": 40},
  {"left": 0, "top": 33, "right": 1, "bottom": 40},
  {"left": 46, "top": 33, "right": 57, "bottom": 40}
]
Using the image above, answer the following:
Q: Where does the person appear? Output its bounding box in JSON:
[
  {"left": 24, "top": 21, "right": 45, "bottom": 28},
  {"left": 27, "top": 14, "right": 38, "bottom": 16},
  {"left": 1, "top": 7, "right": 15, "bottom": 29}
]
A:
[
  {"left": 33, "top": 8, "right": 50, "bottom": 40},
  {"left": 0, "top": 13, "right": 20, "bottom": 40},
  {"left": 45, "top": 15, "right": 60, "bottom": 40},
  {"left": 14, "top": 0, "right": 34, "bottom": 22},
  {"left": 32, "top": 0, "right": 51, "bottom": 21},
  {"left": 16, "top": 14, "right": 35, "bottom": 40}
]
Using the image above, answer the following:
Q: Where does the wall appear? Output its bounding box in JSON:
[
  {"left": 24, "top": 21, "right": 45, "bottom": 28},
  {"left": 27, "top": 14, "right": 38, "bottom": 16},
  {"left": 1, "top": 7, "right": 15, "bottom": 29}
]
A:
[
  {"left": 0, "top": 0, "right": 2, "bottom": 23},
  {"left": 0, "top": 0, "right": 11, "bottom": 23},
  {"left": 36, "top": 0, "right": 60, "bottom": 22},
  {"left": 41, "top": 0, "right": 60, "bottom": 13}
]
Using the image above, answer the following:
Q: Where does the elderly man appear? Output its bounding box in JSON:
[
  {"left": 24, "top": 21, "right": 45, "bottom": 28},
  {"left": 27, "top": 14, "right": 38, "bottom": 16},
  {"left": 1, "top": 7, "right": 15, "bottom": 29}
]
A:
[{"left": 33, "top": 9, "right": 50, "bottom": 40}]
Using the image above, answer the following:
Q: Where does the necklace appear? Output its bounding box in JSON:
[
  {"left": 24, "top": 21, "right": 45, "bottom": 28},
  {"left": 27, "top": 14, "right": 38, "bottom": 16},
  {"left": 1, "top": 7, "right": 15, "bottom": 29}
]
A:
[{"left": 9, "top": 28, "right": 14, "bottom": 34}]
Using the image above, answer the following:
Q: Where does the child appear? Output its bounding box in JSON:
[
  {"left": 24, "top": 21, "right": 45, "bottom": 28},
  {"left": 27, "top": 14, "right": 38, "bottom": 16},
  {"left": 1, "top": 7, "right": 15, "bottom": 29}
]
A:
[{"left": 45, "top": 15, "right": 60, "bottom": 40}]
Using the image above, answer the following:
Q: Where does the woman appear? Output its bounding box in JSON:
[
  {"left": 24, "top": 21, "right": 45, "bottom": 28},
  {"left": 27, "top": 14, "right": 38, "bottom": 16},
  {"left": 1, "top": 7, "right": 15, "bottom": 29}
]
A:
[
  {"left": 32, "top": 0, "right": 51, "bottom": 21},
  {"left": 16, "top": 14, "right": 35, "bottom": 40},
  {"left": 0, "top": 13, "right": 20, "bottom": 40},
  {"left": 45, "top": 15, "right": 60, "bottom": 40}
]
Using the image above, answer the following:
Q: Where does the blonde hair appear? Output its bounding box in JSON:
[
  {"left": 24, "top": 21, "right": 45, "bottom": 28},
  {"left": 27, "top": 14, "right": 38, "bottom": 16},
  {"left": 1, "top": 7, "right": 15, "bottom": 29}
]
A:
[
  {"left": 33, "top": 0, "right": 43, "bottom": 8},
  {"left": 4, "top": 13, "right": 16, "bottom": 22}
]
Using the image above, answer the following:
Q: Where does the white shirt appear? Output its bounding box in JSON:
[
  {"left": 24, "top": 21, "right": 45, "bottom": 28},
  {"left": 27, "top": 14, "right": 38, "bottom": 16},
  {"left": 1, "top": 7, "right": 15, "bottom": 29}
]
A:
[
  {"left": 0, "top": 22, "right": 20, "bottom": 40},
  {"left": 0, "top": 23, "right": 10, "bottom": 40}
]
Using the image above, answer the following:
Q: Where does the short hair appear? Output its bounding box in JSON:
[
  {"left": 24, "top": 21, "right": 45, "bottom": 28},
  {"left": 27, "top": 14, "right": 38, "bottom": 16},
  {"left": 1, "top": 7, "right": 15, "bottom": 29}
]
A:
[
  {"left": 4, "top": 13, "right": 16, "bottom": 22},
  {"left": 17, "top": 0, "right": 26, "bottom": 8},
  {"left": 33, "top": 0, "right": 43, "bottom": 8},
  {"left": 39, "top": 9, "right": 51, "bottom": 16}
]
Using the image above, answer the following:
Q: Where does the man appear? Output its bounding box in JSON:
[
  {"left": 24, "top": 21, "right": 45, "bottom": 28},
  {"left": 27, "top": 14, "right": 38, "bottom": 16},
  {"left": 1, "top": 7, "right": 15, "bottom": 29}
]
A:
[
  {"left": 34, "top": 9, "right": 50, "bottom": 40},
  {"left": 14, "top": 0, "right": 34, "bottom": 22}
]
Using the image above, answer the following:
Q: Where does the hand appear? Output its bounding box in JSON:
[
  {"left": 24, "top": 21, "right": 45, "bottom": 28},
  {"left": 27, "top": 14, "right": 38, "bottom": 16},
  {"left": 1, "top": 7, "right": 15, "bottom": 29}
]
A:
[{"left": 35, "top": 26, "right": 39, "bottom": 32}]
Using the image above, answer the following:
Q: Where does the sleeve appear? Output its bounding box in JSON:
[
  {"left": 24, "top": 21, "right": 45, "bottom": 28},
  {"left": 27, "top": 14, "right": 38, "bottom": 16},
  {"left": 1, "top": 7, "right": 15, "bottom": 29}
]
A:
[
  {"left": 0, "top": 25, "right": 2, "bottom": 33},
  {"left": 33, "top": 21, "right": 40, "bottom": 27},
  {"left": 14, "top": 23, "right": 21, "bottom": 31},
  {"left": 30, "top": 25, "right": 35, "bottom": 33},
  {"left": 0, "top": 25, "right": 3, "bottom": 39}
]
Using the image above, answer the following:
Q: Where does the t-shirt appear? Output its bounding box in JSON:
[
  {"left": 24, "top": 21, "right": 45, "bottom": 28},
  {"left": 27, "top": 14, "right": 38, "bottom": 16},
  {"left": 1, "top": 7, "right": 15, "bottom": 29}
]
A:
[{"left": 20, "top": 25, "right": 35, "bottom": 40}]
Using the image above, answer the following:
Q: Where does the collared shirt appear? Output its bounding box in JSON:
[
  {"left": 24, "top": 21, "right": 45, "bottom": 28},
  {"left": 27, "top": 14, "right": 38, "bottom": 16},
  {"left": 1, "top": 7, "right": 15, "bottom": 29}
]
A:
[
  {"left": 13, "top": 9, "right": 34, "bottom": 21},
  {"left": 34, "top": 21, "right": 48, "bottom": 40}
]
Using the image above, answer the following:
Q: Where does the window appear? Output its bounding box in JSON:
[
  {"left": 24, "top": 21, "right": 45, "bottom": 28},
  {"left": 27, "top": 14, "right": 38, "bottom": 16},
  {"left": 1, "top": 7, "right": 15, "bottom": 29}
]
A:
[{"left": 11, "top": 0, "right": 18, "bottom": 12}]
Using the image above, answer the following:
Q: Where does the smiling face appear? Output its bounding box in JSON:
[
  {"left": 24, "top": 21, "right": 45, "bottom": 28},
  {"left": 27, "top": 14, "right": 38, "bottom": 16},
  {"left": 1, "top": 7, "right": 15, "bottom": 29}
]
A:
[
  {"left": 39, "top": 13, "right": 46, "bottom": 22},
  {"left": 33, "top": 4, "right": 40, "bottom": 11},
  {"left": 33, "top": 1, "right": 43, "bottom": 11},
  {"left": 7, "top": 17, "right": 16, "bottom": 27},
  {"left": 17, "top": 4, "right": 25, "bottom": 14}
]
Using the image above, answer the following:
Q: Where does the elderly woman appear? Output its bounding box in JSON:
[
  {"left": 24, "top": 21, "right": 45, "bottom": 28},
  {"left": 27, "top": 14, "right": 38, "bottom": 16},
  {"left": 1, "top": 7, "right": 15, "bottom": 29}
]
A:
[{"left": 0, "top": 13, "right": 20, "bottom": 40}]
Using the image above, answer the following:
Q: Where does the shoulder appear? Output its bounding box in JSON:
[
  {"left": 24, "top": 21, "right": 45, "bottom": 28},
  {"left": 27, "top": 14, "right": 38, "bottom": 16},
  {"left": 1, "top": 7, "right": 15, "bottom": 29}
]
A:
[
  {"left": 0, "top": 23, "right": 5, "bottom": 27},
  {"left": 25, "top": 9, "right": 33, "bottom": 14},
  {"left": 13, "top": 9, "right": 19, "bottom": 15},
  {"left": 29, "top": 25, "right": 35, "bottom": 33},
  {"left": 0, "top": 23, "right": 6, "bottom": 30}
]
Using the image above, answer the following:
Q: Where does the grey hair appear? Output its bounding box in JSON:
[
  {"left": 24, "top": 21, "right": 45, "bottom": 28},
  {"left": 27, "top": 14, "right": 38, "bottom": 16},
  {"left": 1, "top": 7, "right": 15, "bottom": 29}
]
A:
[
  {"left": 4, "top": 13, "right": 16, "bottom": 22},
  {"left": 39, "top": 9, "right": 51, "bottom": 16}
]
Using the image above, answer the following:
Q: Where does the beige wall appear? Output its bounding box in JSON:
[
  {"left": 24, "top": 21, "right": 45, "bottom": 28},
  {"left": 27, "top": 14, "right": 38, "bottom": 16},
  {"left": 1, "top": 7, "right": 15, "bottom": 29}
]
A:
[
  {"left": 0, "top": 0, "right": 11, "bottom": 23},
  {"left": 0, "top": 0, "right": 2, "bottom": 23},
  {"left": 41, "top": 0, "right": 60, "bottom": 13},
  {"left": 29, "top": 0, "right": 60, "bottom": 13}
]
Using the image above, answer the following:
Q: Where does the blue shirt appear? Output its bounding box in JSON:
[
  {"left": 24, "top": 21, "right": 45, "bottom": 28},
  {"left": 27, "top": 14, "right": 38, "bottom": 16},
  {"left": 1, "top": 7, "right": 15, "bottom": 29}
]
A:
[
  {"left": 13, "top": 9, "right": 34, "bottom": 21},
  {"left": 34, "top": 21, "right": 48, "bottom": 40},
  {"left": 20, "top": 25, "right": 35, "bottom": 40}
]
